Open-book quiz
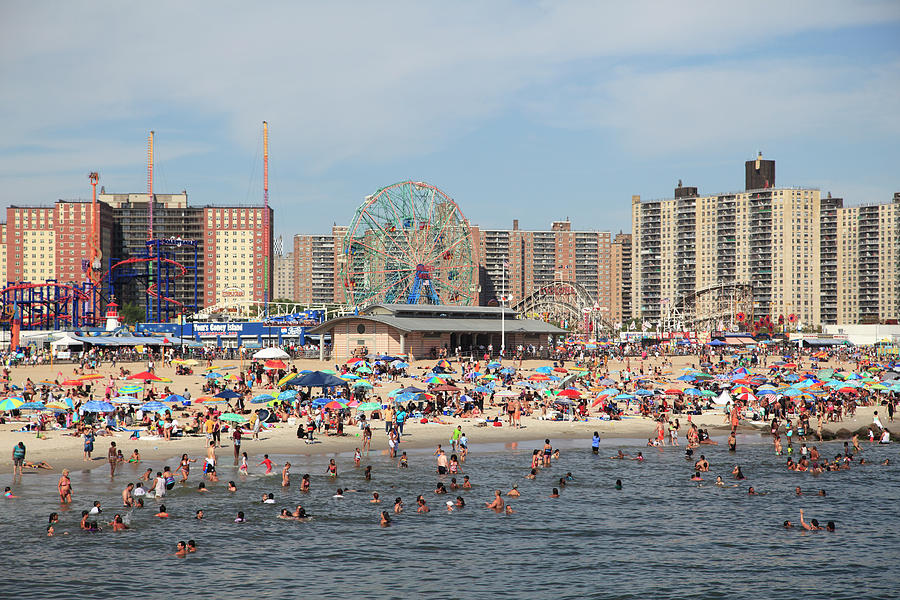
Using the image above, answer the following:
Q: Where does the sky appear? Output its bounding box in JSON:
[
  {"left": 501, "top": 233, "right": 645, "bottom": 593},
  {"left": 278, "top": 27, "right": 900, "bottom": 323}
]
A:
[{"left": 1, "top": 1, "right": 899, "bottom": 241}]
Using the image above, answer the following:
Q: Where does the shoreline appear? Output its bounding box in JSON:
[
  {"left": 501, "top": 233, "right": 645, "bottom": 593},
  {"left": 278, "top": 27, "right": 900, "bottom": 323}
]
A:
[{"left": 0, "top": 355, "right": 887, "bottom": 477}]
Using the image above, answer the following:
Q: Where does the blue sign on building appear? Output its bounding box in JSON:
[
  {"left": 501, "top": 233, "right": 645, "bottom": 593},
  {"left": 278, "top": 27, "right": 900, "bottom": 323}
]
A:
[{"left": 137, "top": 316, "right": 324, "bottom": 347}]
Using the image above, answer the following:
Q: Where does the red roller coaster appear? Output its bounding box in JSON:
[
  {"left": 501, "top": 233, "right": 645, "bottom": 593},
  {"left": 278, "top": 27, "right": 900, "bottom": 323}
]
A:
[{"left": 102, "top": 255, "right": 187, "bottom": 313}]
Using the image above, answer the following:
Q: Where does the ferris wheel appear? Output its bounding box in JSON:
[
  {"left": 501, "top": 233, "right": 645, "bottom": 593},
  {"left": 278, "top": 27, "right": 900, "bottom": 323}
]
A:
[{"left": 340, "top": 181, "right": 478, "bottom": 307}]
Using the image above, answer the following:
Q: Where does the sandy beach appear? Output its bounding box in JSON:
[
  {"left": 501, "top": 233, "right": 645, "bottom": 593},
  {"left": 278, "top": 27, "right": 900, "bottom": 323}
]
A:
[{"left": 0, "top": 353, "right": 885, "bottom": 476}]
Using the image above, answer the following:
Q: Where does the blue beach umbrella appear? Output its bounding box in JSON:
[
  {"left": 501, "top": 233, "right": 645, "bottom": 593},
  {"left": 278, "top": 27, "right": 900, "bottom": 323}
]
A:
[
  {"left": 139, "top": 401, "right": 169, "bottom": 413},
  {"left": 82, "top": 400, "right": 115, "bottom": 412}
]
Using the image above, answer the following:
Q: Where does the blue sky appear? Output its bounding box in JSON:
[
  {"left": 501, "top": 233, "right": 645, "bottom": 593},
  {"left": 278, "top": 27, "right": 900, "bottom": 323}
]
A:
[{"left": 1, "top": 1, "right": 898, "bottom": 239}]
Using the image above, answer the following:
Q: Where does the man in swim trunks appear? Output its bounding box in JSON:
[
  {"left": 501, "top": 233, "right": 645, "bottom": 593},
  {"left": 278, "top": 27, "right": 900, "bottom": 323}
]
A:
[
  {"left": 485, "top": 489, "right": 504, "bottom": 511},
  {"left": 436, "top": 449, "right": 449, "bottom": 475}
]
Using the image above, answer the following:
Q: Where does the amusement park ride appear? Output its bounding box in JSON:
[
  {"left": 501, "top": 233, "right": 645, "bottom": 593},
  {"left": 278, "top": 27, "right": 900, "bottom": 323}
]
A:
[
  {"left": 0, "top": 131, "right": 203, "bottom": 340},
  {"left": 340, "top": 181, "right": 479, "bottom": 307}
]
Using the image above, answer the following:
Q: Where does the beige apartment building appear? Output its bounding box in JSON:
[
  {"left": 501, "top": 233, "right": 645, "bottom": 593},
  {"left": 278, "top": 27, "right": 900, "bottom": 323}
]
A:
[
  {"left": 631, "top": 156, "right": 899, "bottom": 328},
  {"left": 610, "top": 232, "right": 632, "bottom": 325}
]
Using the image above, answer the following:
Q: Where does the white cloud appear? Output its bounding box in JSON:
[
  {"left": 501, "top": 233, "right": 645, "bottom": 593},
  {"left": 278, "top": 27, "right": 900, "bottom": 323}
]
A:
[{"left": 0, "top": 0, "right": 898, "bottom": 203}]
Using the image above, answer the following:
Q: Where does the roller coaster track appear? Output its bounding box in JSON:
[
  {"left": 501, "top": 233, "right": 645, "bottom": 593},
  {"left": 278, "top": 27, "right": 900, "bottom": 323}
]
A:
[
  {"left": 0, "top": 282, "right": 97, "bottom": 326},
  {"left": 102, "top": 256, "right": 187, "bottom": 313}
]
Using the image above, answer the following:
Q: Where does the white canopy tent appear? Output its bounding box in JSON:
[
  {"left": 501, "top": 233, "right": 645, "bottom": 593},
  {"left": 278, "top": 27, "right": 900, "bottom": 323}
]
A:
[
  {"left": 252, "top": 347, "right": 290, "bottom": 360},
  {"left": 50, "top": 333, "right": 84, "bottom": 348}
]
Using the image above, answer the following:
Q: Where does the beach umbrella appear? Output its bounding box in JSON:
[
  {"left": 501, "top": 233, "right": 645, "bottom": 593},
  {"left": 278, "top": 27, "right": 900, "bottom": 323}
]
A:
[
  {"left": 119, "top": 384, "right": 142, "bottom": 393},
  {"left": 264, "top": 359, "right": 288, "bottom": 370},
  {"left": 46, "top": 401, "right": 73, "bottom": 410},
  {"left": 206, "top": 372, "right": 222, "bottom": 379},
  {"left": 321, "top": 369, "right": 337, "bottom": 375},
  {"left": 634, "top": 389, "right": 654, "bottom": 396},
  {"left": 324, "top": 400, "right": 347, "bottom": 410},
  {"left": 357, "top": 401, "right": 382, "bottom": 411},
  {"left": 684, "top": 388, "right": 702, "bottom": 396},
  {"left": 111, "top": 396, "right": 142, "bottom": 404},
  {"left": 251, "top": 394, "right": 275, "bottom": 404},
  {"left": 82, "top": 400, "right": 115, "bottom": 412},
  {"left": 215, "top": 389, "right": 241, "bottom": 400},
  {"left": 356, "top": 366, "right": 373, "bottom": 374},
  {"left": 195, "top": 397, "right": 226, "bottom": 404},
  {"left": 0, "top": 397, "right": 24, "bottom": 412},
  {"left": 277, "top": 390, "right": 298, "bottom": 401},
  {"left": 278, "top": 373, "right": 298, "bottom": 387},
  {"left": 353, "top": 381, "right": 374, "bottom": 389},
  {"left": 474, "top": 385, "right": 493, "bottom": 393},
  {"left": 424, "top": 376, "right": 444, "bottom": 384},
  {"left": 482, "top": 374, "right": 497, "bottom": 380},
  {"left": 62, "top": 379, "right": 84, "bottom": 386},
  {"left": 664, "top": 389, "right": 683, "bottom": 395},
  {"left": 676, "top": 375, "right": 696, "bottom": 382},
  {"left": 614, "top": 393, "right": 634, "bottom": 400},
  {"left": 487, "top": 362, "right": 501, "bottom": 369},
  {"left": 341, "top": 373, "right": 360, "bottom": 380},
  {"left": 391, "top": 361, "right": 409, "bottom": 369},
  {"left": 535, "top": 366, "right": 553, "bottom": 375},
  {"left": 139, "top": 401, "right": 169, "bottom": 413},
  {"left": 77, "top": 374, "right": 104, "bottom": 381},
  {"left": 529, "top": 374, "right": 550, "bottom": 381},
  {"left": 165, "top": 394, "right": 188, "bottom": 404},
  {"left": 557, "top": 389, "right": 581, "bottom": 398},
  {"left": 18, "top": 401, "right": 47, "bottom": 411},
  {"left": 499, "top": 367, "right": 515, "bottom": 375},
  {"left": 220, "top": 413, "right": 248, "bottom": 423},
  {"left": 129, "top": 371, "right": 164, "bottom": 382}
]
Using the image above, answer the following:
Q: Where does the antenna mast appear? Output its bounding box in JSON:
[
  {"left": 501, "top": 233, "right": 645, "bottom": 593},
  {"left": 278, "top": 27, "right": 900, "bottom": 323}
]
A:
[
  {"left": 263, "top": 121, "right": 269, "bottom": 315},
  {"left": 147, "top": 131, "right": 154, "bottom": 240}
]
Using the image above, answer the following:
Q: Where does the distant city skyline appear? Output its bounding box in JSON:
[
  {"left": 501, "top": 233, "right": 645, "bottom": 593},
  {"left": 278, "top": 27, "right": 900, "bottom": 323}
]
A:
[{"left": 2, "top": 2, "right": 899, "bottom": 238}]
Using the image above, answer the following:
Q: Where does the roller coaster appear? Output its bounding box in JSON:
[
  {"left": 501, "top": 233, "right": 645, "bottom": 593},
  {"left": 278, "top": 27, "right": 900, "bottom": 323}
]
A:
[
  {"left": 511, "top": 280, "right": 613, "bottom": 335},
  {"left": 660, "top": 282, "right": 754, "bottom": 332}
]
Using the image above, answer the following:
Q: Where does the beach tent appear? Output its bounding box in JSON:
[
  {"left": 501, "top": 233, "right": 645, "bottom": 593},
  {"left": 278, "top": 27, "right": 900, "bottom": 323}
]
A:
[
  {"left": 50, "top": 333, "right": 84, "bottom": 348},
  {"left": 713, "top": 391, "right": 732, "bottom": 406}
]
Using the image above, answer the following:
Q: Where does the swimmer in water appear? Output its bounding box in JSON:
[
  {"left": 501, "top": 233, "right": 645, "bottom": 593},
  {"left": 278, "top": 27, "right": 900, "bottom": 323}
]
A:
[
  {"left": 380, "top": 511, "right": 391, "bottom": 527},
  {"left": 111, "top": 514, "right": 127, "bottom": 531},
  {"left": 282, "top": 462, "right": 291, "bottom": 487},
  {"left": 525, "top": 469, "right": 537, "bottom": 480},
  {"left": 455, "top": 496, "right": 466, "bottom": 508},
  {"left": 279, "top": 509, "right": 297, "bottom": 520},
  {"left": 155, "top": 504, "right": 170, "bottom": 518},
  {"left": 435, "top": 482, "right": 447, "bottom": 494},
  {"left": 549, "top": 487, "right": 560, "bottom": 498},
  {"left": 234, "top": 511, "right": 246, "bottom": 523},
  {"left": 691, "top": 471, "right": 703, "bottom": 481},
  {"left": 293, "top": 505, "right": 307, "bottom": 519},
  {"left": 259, "top": 455, "right": 275, "bottom": 475},
  {"left": 394, "top": 498, "right": 403, "bottom": 514},
  {"left": 732, "top": 465, "right": 745, "bottom": 480},
  {"left": 615, "top": 479, "right": 622, "bottom": 490},
  {"left": 633, "top": 452, "right": 644, "bottom": 462},
  {"left": 196, "top": 510, "right": 204, "bottom": 520},
  {"left": 449, "top": 478, "right": 459, "bottom": 491},
  {"left": 507, "top": 485, "right": 520, "bottom": 497},
  {"left": 371, "top": 492, "right": 381, "bottom": 504},
  {"left": 175, "top": 541, "right": 187, "bottom": 557},
  {"left": 188, "top": 540, "right": 197, "bottom": 553},
  {"left": 462, "top": 475, "right": 472, "bottom": 489},
  {"left": 417, "top": 498, "right": 430, "bottom": 513},
  {"left": 799, "top": 509, "right": 822, "bottom": 531},
  {"left": 263, "top": 493, "right": 275, "bottom": 503},
  {"left": 228, "top": 481, "right": 237, "bottom": 492},
  {"left": 326, "top": 459, "right": 337, "bottom": 478},
  {"left": 3, "top": 487, "right": 16, "bottom": 498},
  {"left": 197, "top": 483, "right": 208, "bottom": 492},
  {"left": 485, "top": 489, "right": 504, "bottom": 511},
  {"left": 505, "top": 504, "right": 515, "bottom": 515},
  {"left": 301, "top": 474, "right": 311, "bottom": 492},
  {"left": 610, "top": 450, "right": 627, "bottom": 459},
  {"left": 795, "top": 486, "right": 803, "bottom": 496}
]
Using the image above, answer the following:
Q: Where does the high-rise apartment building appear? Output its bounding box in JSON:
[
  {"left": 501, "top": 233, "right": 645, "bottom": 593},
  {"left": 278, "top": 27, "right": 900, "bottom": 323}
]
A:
[
  {"left": 835, "top": 197, "right": 899, "bottom": 324},
  {"left": 100, "top": 192, "right": 203, "bottom": 313},
  {"left": 610, "top": 232, "right": 632, "bottom": 325},
  {"left": 630, "top": 156, "right": 899, "bottom": 327},
  {"left": 293, "top": 232, "right": 337, "bottom": 305},
  {"left": 272, "top": 236, "right": 295, "bottom": 301},
  {"left": 4, "top": 201, "right": 114, "bottom": 285},
  {"left": 97, "top": 191, "right": 273, "bottom": 313},
  {"left": 202, "top": 206, "right": 273, "bottom": 308}
]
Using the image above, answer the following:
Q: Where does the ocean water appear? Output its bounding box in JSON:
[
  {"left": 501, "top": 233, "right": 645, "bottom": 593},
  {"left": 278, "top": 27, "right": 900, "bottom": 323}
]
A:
[{"left": 1, "top": 435, "right": 898, "bottom": 600}]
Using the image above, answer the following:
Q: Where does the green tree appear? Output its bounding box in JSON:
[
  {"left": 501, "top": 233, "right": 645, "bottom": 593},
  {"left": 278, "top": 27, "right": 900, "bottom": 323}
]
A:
[{"left": 118, "top": 302, "right": 145, "bottom": 324}]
